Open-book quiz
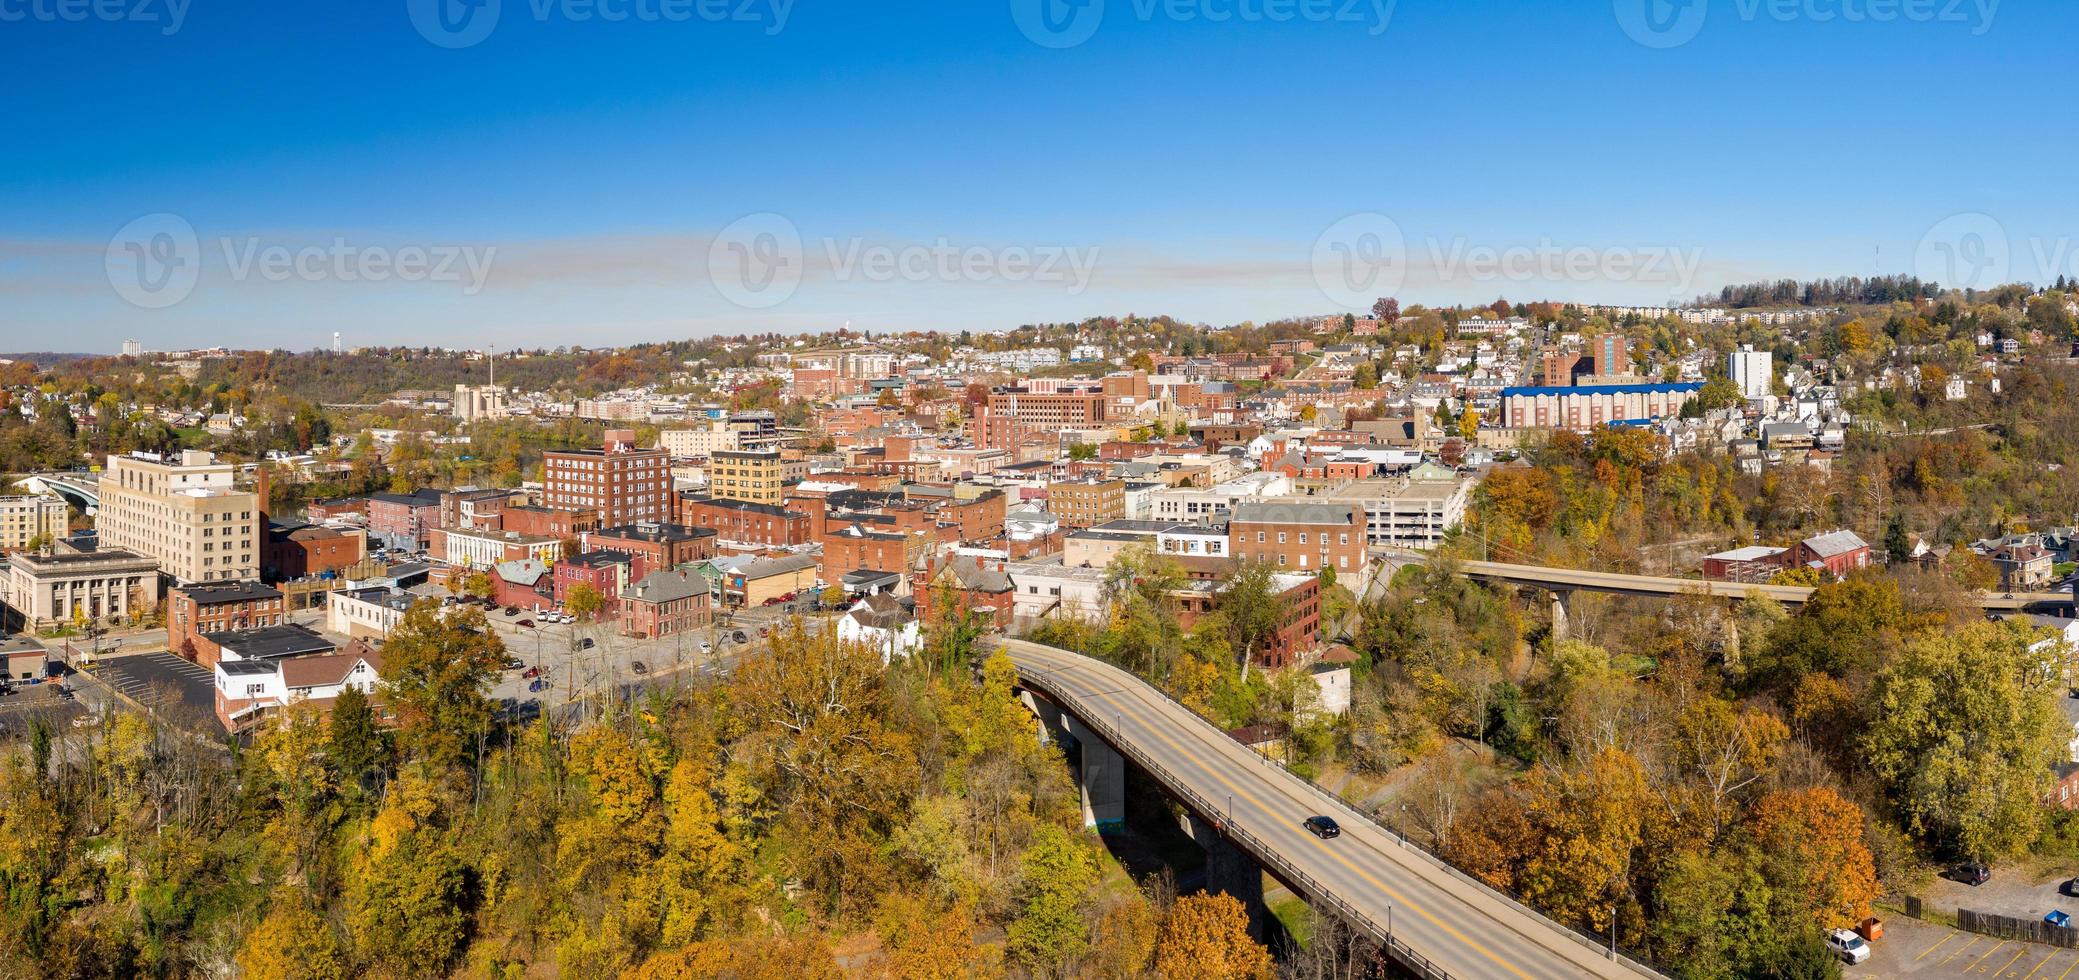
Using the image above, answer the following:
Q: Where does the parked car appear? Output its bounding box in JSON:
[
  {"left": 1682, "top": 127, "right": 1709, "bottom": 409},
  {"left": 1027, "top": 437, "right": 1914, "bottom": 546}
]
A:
[
  {"left": 522, "top": 666, "right": 543, "bottom": 679},
  {"left": 528, "top": 679, "right": 548, "bottom": 693},
  {"left": 630, "top": 661, "right": 648, "bottom": 675},
  {"left": 733, "top": 630, "right": 748, "bottom": 644},
  {"left": 699, "top": 640, "right": 712, "bottom": 654},
  {"left": 518, "top": 620, "right": 535, "bottom": 629},
  {"left": 1824, "top": 928, "right": 1871, "bottom": 965},
  {"left": 1302, "top": 816, "right": 1340, "bottom": 839},
  {"left": 1954, "top": 863, "right": 1991, "bottom": 886},
  {"left": 504, "top": 606, "right": 520, "bottom": 617},
  {"left": 2064, "top": 877, "right": 2079, "bottom": 897},
  {"left": 579, "top": 637, "right": 595, "bottom": 650},
  {"left": 502, "top": 657, "right": 525, "bottom": 670}
]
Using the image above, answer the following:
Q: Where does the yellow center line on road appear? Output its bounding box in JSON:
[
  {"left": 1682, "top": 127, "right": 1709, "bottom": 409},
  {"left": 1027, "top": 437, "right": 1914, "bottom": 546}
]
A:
[
  {"left": 1919, "top": 932, "right": 1960, "bottom": 961},
  {"left": 1965, "top": 942, "right": 2012, "bottom": 974},
  {"left": 1038, "top": 654, "right": 1539, "bottom": 980}
]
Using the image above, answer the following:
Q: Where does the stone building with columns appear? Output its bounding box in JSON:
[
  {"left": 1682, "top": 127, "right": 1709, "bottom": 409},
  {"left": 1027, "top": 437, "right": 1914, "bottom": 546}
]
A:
[{"left": 1, "top": 545, "right": 161, "bottom": 631}]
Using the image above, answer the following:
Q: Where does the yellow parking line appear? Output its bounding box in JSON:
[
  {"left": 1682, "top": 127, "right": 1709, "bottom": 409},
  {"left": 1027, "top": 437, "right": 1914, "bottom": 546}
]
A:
[
  {"left": 2058, "top": 951, "right": 2079, "bottom": 980},
  {"left": 1945, "top": 938, "right": 1988, "bottom": 967},
  {"left": 1966, "top": 942, "right": 2012, "bottom": 974},
  {"left": 1986, "top": 947, "right": 2027, "bottom": 976},
  {"left": 1921, "top": 932, "right": 1961, "bottom": 960}
]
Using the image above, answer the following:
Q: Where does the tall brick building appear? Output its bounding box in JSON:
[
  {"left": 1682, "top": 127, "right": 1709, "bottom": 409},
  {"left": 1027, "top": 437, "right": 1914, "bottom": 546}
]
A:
[
  {"left": 1226, "top": 501, "right": 1367, "bottom": 574},
  {"left": 544, "top": 429, "right": 672, "bottom": 526}
]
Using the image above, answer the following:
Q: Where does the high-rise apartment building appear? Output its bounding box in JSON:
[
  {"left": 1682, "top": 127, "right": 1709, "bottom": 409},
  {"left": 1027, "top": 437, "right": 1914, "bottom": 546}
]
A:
[
  {"left": 1729, "top": 345, "right": 1773, "bottom": 399},
  {"left": 96, "top": 451, "right": 261, "bottom": 584},
  {"left": 543, "top": 429, "right": 672, "bottom": 526},
  {"left": 0, "top": 494, "right": 69, "bottom": 551},
  {"left": 708, "top": 449, "right": 785, "bottom": 505}
]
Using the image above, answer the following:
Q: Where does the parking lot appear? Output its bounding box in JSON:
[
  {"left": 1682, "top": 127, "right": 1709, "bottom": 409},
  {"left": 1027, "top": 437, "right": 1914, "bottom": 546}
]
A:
[
  {"left": 85, "top": 651, "right": 218, "bottom": 728},
  {"left": 472, "top": 602, "right": 835, "bottom": 714},
  {"left": 1865, "top": 924, "right": 2079, "bottom": 979},
  {"left": 0, "top": 681, "right": 86, "bottom": 738}
]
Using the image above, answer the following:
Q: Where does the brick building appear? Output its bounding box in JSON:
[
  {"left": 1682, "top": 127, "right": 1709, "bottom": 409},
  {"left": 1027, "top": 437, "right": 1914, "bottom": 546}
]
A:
[
  {"left": 1048, "top": 479, "right": 1126, "bottom": 529},
  {"left": 367, "top": 489, "right": 443, "bottom": 551},
  {"left": 169, "top": 581, "right": 286, "bottom": 664},
  {"left": 554, "top": 550, "right": 641, "bottom": 610},
  {"left": 502, "top": 504, "right": 598, "bottom": 540},
  {"left": 677, "top": 496, "right": 813, "bottom": 547},
  {"left": 619, "top": 569, "right": 713, "bottom": 639},
  {"left": 824, "top": 522, "right": 922, "bottom": 580},
  {"left": 1226, "top": 501, "right": 1367, "bottom": 574},
  {"left": 588, "top": 521, "right": 717, "bottom": 569},
  {"left": 263, "top": 522, "right": 366, "bottom": 581},
  {"left": 543, "top": 429, "right": 672, "bottom": 526},
  {"left": 1171, "top": 572, "right": 1321, "bottom": 669}
]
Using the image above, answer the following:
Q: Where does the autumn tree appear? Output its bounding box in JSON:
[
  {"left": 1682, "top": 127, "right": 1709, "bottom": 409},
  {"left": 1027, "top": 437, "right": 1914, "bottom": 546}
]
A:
[
  {"left": 1519, "top": 747, "right": 1649, "bottom": 933},
  {"left": 377, "top": 601, "right": 506, "bottom": 770},
  {"left": 566, "top": 581, "right": 607, "bottom": 622},
  {"left": 328, "top": 682, "right": 380, "bottom": 791},
  {"left": 1006, "top": 824, "right": 1098, "bottom": 975},
  {"left": 1746, "top": 787, "right": 1878, "bottom": 929},
  {"left": 237, "top": 888, "right": 346, "bottom": 980},
  {"left": 1863, "top": 619, "right": 2066, "bottom": 858},
  {"left": 1151, "top": 892, "right": 1274, "bottom": 980}
]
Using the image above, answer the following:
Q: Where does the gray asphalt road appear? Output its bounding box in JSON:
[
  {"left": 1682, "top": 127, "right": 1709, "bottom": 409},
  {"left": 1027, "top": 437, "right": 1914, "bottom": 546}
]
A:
[{"left": 998, "top": 637, "right": 1659, "bottom": 980}]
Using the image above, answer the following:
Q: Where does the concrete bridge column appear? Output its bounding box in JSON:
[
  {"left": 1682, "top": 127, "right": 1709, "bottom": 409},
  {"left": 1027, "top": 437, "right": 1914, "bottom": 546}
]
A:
[
  {"left": 1064, "top": 715, "right": 1125, "bottom": 829},
  {"left": 1550, "top": 588, "right": 1573, "bottom": 644},
  {"left": 1179, "top": 812, "right": 1268, "bottom": 941}
]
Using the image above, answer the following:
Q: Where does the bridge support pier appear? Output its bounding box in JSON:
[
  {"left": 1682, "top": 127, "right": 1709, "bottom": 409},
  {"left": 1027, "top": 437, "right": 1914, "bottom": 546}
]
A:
[
  {"left": 1065, "top": 715, "right": 1126, "bottom": 829},
  {"left": 1179, "top": 813, "right": 1268, "bottom": 941},
  {"left": 1550, "top": 588, "right": 1573, "bottom": 644},
  {"left": 1022, "top": 692, "right": 1124, "bottom": 829}
]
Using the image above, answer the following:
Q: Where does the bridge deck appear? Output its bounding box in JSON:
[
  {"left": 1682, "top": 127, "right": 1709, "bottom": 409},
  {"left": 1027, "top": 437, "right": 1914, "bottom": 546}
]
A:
[{"left": 999, "top": 637, "right": 1658, "bottom": 980}]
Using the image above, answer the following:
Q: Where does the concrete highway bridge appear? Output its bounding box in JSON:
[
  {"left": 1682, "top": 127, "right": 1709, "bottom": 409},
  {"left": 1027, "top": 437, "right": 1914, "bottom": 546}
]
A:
[
  {"left": 13, "top": 472, "right": 99, "bottom": 513},
  {"left": 998, "top": 637, "right": 1662, "bottom": 980},
  {"left": 1448, "top": 559, "right": 2074, "bottom": 640}
]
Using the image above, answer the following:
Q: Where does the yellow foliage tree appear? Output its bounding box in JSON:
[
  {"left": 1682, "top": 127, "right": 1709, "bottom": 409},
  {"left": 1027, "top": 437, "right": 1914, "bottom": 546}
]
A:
[
  {"left": 235, "top": 888, "right": 346, "bottom": 980},
  {"left": 1747, "top": 787, "right": 1878, "bottom": 929},
  {"left": 1151, "top": 892, "right": 1274, "bottom": 980}
]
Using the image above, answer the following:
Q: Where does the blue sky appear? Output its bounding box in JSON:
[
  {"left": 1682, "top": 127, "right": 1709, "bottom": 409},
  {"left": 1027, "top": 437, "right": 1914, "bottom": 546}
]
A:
[{"left": 1, "top": 0, "right": 2070, "bottom": 352}]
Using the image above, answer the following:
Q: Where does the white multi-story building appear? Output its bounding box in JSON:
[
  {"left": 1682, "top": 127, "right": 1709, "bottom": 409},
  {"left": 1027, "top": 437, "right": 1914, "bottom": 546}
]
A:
[
  {"left": 0, "top": 494, "right": 69, "bottom": 551},
  {"left": 1729, "top": 345, "right": 1773, "bottom": 399},
  {"left": 96, "top": 451, "right": 260, "bottom": 584},
  {"left": 1320, "top": 475, "right": 1474, "bottom": 551},
  {"left": 658, "top": 422, "right": 743, "bottom": 459},
  {"left": 1148, "top": 473, "right": 1293, "bottom": 525}
]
